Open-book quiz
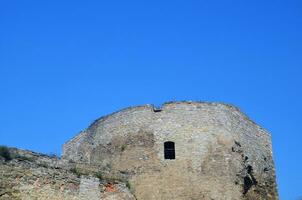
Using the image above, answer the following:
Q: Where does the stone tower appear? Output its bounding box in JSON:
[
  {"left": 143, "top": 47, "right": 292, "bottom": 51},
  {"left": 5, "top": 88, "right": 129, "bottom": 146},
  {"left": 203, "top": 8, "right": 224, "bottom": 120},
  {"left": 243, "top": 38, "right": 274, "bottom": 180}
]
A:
[{"left": 62, "top": 101, "right": 278, "bottom": 200}]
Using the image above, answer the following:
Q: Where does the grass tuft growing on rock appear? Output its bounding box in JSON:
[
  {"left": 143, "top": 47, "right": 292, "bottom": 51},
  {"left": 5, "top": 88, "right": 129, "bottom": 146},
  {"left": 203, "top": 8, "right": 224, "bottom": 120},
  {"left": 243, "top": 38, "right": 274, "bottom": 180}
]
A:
[{"left": 126, "top": 181, "right": 131, "bottom": 190}]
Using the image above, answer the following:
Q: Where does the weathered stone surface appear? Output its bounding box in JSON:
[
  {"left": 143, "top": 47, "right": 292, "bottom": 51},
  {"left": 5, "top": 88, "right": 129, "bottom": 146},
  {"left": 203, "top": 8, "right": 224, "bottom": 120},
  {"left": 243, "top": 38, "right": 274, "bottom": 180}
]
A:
[
  {"left": 0, "top": 148, "right": 135, "bottom": 200},
  {"left": 0, "top": 149, "right": 80, "bottom": 200},
  {"left": 0, "top": 101, "right": 278, "bottom": 199},
  {"left": 62, "top": 101, "right": 278, "bottom": 200},
  {"left": 79, "top": 177, "right": 100, "bottom": 200}
]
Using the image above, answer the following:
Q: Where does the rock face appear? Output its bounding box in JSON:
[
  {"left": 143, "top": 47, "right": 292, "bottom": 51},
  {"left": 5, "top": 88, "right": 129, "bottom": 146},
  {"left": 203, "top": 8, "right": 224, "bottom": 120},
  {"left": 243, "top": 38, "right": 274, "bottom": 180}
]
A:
[
  {"left": 62, "top": 101, "right": 279, "bottom": 200},
  {"left": 0, "top": 148, "right": 136, "bottom": 200}
]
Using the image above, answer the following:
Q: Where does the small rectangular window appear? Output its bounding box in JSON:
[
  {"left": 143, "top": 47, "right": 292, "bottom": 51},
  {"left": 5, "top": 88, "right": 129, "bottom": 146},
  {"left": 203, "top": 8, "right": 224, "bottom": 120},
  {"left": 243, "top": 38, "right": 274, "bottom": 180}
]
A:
[{"left": 164, "top": 141, "right": 175, "bottom": 159}]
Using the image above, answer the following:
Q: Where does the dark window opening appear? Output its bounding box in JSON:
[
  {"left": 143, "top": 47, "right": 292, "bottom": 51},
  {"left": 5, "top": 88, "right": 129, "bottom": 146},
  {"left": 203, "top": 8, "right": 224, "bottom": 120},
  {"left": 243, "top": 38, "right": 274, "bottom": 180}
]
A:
[{"left": 164, "top": 141, "right": 175, "bottom": 159}]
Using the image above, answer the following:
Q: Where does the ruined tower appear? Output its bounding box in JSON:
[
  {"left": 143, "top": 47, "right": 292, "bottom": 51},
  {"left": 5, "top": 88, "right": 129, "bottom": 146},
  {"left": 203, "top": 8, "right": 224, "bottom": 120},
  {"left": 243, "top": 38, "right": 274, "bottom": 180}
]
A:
[{"left": 62, "top": 101, "right": 278, "bottom": 200}]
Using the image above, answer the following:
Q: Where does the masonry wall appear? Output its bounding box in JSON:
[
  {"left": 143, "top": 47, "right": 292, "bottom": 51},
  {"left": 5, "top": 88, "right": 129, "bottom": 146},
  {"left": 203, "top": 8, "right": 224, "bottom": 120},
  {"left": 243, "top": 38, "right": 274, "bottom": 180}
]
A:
[{"left": 62, "top": 102, "right": 278, "bottom": 200}]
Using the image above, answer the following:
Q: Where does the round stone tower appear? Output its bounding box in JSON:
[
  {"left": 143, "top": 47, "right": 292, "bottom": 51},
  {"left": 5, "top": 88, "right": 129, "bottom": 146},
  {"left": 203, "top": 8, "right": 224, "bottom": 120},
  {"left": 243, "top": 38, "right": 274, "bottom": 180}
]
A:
[{"left": 62, "top": 101, "right": 278, "bottom": 200}]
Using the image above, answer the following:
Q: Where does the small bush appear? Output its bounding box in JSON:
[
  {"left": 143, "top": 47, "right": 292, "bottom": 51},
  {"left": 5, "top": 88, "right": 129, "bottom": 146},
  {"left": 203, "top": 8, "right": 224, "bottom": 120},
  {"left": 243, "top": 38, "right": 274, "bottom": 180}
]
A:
[
  {"left": 37, "top": 162, "right": 49, "bottom": 168},
  {"left": 126, "top": 181, "right": 131, "bottom": 190},
  {"left": 70, "top": 167, "right": 87, "bottom": 178},
  {"left": 70, "top": 167, "right": 80, "bottom": 177},
  {"left": 0, "top": 146, "right": 12, "bottom": 161},
  {"left": 121, "top": 144, "right": 127, "bottom": 152},
  {"left": 15, "top": 155, "right": 36, "bottom": 162},
  {"left": 94, "top": 171, "right": 103, "bottom": 180}
]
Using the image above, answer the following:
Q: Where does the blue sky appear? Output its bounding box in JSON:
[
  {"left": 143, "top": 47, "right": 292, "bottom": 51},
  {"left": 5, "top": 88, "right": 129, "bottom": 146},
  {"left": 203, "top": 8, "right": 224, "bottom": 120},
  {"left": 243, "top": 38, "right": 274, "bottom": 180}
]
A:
[{"left": 1, "top": 1, "right": 302, "bottom": 199}]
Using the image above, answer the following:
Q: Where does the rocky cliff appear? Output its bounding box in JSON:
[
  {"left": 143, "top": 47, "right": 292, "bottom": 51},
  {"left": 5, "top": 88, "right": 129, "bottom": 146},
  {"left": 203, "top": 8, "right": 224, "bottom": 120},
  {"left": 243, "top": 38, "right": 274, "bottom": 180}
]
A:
[{"left": 0, "top": 147, "right": 136, "bottom": 200}]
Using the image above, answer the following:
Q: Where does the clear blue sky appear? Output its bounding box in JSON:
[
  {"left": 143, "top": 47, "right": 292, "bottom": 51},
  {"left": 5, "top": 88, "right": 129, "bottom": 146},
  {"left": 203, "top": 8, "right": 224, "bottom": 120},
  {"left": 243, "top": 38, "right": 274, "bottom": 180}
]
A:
[{"left": 0, "top": 1, "right": 301, "bottom": 199}]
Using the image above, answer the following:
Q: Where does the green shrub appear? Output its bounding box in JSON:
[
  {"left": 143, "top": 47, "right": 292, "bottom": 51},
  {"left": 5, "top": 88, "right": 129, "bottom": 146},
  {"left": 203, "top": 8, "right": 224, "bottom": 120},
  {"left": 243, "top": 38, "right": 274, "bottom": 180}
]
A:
[
  {"left": 14, "top": 155, "right": 36, "bottom": 162},
  {"left": 126, "top": 181, "right": 131, "bottom": 190},
  {"left": 94, "top": 171, "right": 103, "bottom": 180},
  {"left": 37, "top": 162, "right": 49, "bottom": 168},
  {"left": 70, "top": 167, "right": 87, "bottom": 178},
  {"left": 121, "top": 144, "right": 127, "bottom": 152},
  {"left": 0, "top": 146, "right": 12, "bottom": 161}
]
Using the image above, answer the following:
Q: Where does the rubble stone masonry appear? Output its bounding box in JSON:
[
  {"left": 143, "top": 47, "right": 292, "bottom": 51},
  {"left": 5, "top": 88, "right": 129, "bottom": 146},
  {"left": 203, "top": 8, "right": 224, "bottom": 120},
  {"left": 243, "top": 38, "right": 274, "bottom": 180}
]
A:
[{"left": 63, "top": 101, "right": 278, "bottom": 200}]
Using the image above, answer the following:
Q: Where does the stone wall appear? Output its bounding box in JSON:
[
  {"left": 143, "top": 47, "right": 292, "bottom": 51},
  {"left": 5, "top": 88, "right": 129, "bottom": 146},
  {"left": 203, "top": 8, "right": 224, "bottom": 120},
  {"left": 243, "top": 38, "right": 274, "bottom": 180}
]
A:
[{"left": 62, "top": 101, "right": 278, "bottom": 200}]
